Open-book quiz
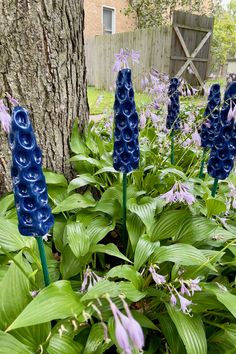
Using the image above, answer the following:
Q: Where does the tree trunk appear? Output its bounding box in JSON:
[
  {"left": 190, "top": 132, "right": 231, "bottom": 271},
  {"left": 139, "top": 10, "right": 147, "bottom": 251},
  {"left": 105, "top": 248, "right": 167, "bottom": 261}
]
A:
[{"left": 0, "top": 0, "right": 89, "bottom": 196}]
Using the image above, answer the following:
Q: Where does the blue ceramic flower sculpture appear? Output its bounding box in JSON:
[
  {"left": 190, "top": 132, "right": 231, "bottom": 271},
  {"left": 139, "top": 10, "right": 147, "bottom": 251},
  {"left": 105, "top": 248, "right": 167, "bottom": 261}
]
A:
[
  {"left": 166, "top": 77, "right": 180, "bottom": 130},
  {"left": 207, "top": 82, "right": 236, "bottom": 180},
  {"left": 200, "top": 84, "right": 221, "bottom": 148},
  {"left": 9, "top": 106, "right": 54, "bottom": 236},
  {"left": 113, "top": 68, "right": 139, "bottom": 173}
]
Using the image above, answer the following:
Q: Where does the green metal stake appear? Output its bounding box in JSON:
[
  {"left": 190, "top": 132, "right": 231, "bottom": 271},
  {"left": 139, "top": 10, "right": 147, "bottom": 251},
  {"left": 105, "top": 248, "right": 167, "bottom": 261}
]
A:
[
  {"left": 122, "top": 173, "right": 127, "bottom": 245},
  {"left": 199, "top": 148, "right": 207, "bottom": 179},
  {"left": 211, "top": 177, "right": 219, "bottom": 198},
  {"left": 36, "top": 237, "right": 50, "bottom": 287},
  {"left": 171, "top": 129, "right": 174, "bottom": 165}
]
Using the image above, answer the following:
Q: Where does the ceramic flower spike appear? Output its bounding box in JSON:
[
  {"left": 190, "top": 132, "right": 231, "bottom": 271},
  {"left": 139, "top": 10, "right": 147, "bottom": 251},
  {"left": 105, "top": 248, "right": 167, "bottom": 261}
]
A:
[
  {"left": 9, "top": 106, "right": 54, "bottom": 236},
  {"left": 166, "top": 77, "right": 180, "bottom": 130},
  {"left": 113, "top": 68, "right": 139, "bottom": 173}
]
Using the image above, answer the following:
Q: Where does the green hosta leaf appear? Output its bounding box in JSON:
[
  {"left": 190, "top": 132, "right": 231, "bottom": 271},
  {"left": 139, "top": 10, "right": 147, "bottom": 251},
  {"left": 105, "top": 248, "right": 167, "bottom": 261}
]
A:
[
  {"left": 214, "top": 290, "right": 236, "bottom": 318},
  {"left": 68, "top": 174, "right": 104, "bottom": 193},
  {"left": 60, "top": 246, "right": 82, "bottom": 279},
  {"left": 0, "top": 331, "right": 32, "bottom": 354},
  {"left": 81, "top": 280, "right": 120, "bottom": 302},
  {"left": 87, "top": 214, "right": 115, "bottom": 245},
  {"left": 95, "top": 166, "right": 117, "bottom": 175},
  {"left": 7, "top": 281, "right": 84, "bottom": 331},
  {"left": 47, "top": 334, "right": 83, "bottom": 354},
  {"left": 0, "top": 217, "right": 27, "bottom": 253},
  {"left": 126, "top": 213, "right": 145, "bottom": 251},
  {"left": 94, "top": 187, "right": 121, "bottom": 216},
  {"left": 160, "top": 168, "right": 187, "bottom": 180},
  {"left": 90, "top": 243, "right": 131, "bottom": 263},
  {"left": 53, "top": 216, "right": 67, "bottom": 252},
  {"left": 119, "top": 282, "right": 146, "bottom": 301},
  {"left": 206, "top": 198, "right": 227, "bottom": 217},
  {"left": 107, "top": 265, "right": 143, "bottom": 289},
  {"left": 0, "top": 194, "right": 14, "bottom": 216},
  {"left": 158, "top": 313, "right": 186, "bottom": 354},
  {"left": 70, "top": 154, "right": 102, "bottom": 168},
  {"left": 0, "top": 252, "right": 31, "bottom": 330},
  {"left": 149, "top": 210, "right": 190, "bottom": 242},
  {"left": 67, "top": 222, "right": 90, "bottom": 258},
  {"left": 83, "top": 323, "right": 105, "bottom": 354},
  {"left": 132, "top": 311, "right": 158, "bottom": 330},
  {"left": 48, "top": 186, "right": 68, "bottom": 206},
  {"left": 151, "top": 244, "right": 210, "bottom": 267},
  {"left": 70, "top": 120, "right": 89, "bottom": 155},
  {"left": 44, "top": 171, "right": 68, "bottom": 187},
  {"left": 134, "top": 235, "right": 160, "bottom": 270},
  {"left": 128, "top": 197, "right": 160, "bottom": 231},
  {"left": 167, "top": 304, "right": 207, "bottom": 354},
  {"left": 52, "top": 193, "right": 96, "bottom": 213}
]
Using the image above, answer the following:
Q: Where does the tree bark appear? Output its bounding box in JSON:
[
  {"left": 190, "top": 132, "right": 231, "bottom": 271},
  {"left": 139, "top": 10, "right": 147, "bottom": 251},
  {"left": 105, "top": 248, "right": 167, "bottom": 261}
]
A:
[{"left": 0, "top": 0, "right": 89, "bottom": 195}]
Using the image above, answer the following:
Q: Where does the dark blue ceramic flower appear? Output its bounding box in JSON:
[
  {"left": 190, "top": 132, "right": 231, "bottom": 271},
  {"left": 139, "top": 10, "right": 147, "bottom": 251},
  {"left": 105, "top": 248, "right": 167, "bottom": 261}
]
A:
[
  {"left": 113, "top": 68, "right": 139, "bottom": 173},
  {"left": 207, "top": 82, "right": 236, "bottom": 180},
  {"left": 9, "top": 106, "right": 54, "bottom": 236},
  {"left": 200, "top": 84, "right": 221, "bottom": 148},
  {"left": 166, "top": 77, "right": 180, "bottom": 130}
]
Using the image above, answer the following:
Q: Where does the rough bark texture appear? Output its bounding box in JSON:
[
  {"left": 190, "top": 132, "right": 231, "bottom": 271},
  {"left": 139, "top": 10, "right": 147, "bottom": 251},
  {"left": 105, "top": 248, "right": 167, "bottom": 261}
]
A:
[{"left": 0, "top": 0, "right": 89, "bottom": 195}]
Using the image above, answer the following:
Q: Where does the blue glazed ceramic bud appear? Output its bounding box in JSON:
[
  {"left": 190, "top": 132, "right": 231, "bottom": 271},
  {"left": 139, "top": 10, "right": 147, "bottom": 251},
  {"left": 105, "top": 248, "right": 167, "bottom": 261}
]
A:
[
  {"left": 200, "top": 84, "right": 221, "bottom": 148},
  {"left": 113, "top": 68, "right": 139, "bottom": 173},
  {"left": 166, "top": 78, "right": 180, "bottom": 130},
  {"left": 9, "top": 106, "right": 54, "bottom": 236},
  {"left": 207, "top": 82, "right": 236, "bottom": 180}
]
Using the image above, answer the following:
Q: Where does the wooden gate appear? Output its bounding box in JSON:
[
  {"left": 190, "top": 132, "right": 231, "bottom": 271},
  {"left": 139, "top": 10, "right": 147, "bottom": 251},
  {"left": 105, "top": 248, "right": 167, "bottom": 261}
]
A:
[{"left": 170, "top": 11, "right": 214, "bottom": 88}]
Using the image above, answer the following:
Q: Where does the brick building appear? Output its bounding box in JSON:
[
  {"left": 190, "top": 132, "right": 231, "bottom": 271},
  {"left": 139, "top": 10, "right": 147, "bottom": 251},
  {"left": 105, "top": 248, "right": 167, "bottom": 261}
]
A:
[{"left": 84, "top": 0, "right": 136, "bottom": 39}]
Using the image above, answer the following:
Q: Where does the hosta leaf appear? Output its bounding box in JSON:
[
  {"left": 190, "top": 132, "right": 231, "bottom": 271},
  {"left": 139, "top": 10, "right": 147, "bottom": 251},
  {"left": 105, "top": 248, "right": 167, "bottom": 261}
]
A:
[
  {"left": 83, "top": 323, "right": 105, "bottom": 354},
  {"left": 81, "top": 280, "right": 120, "bottom": 302},
  {"left": 94, "top": 187, "right": 121, "bottom": 216},
  {"left": 70, "top": 120, "right": 89, "bottom": 155},
  {"left": 0, "top": 194, "right": 14, "bottom": 216},
  {"left": 0, "top": 331, "right": 32, "bottom": 354},
  {"left": 119, "top": 282, "right": 146, "bottom": 301},
  {"left": 158, "top": 313, "right": 186, "bottom": 354},
  {"left": 67, "top": 222, "right": 90, "bottom": 258},
  {"left": 160, "top": 168, "right": 187, "bottom": 180},
  {"left": 60, "top": 246, "right": 82, "bottom": 279},
  {"left": 87, "top": 215, "right": 115, "bottom": 245},
  {"left": 149, "top": 210, "right": 190, "bottom": 242},
  {"left": 206, "top": 198, "right": 227, "bottom": 217},
  {"left": 7, "top": 281, "right": 84, "bottom": 331},
  {"left": 70, "top": 154, "right": 102, "bottom": 168},
  {"left": 132, "top": 311, "right": 158, "bottom": 330},
  {"left": 52, "top": 193, "right": 96, "bottom": 213},
  {"left": 167, "top": 304, "right": 207, "bottom": 354},
  {"left": 214, "top": 290, "right": 236, "bottom": 318},
  {"left": 151, "top": 244, "right": 210, "bottom": 267},
  {"left": 126, "top": 213, "right": 145, "bottom": 251},
  {"left": 44, "top": 172, "right": 68, "bottom": 187},
  {"left": 0, "top": 252, "right": 31, "bottom": 330},
  {"left": 90, "top": 243, "right": 131, "bottom": 263},
  {"left": 127, "top": 197, "right": 160, "bottom": 231},
  {"left": 47, "top": 334, "right": 83, "bottom": 354},
  {"left": 95, "top": 166, "right": 117, "bottom": 175},
  {"left": 0, "top": 217, "right": 27, "bottom": 252},
  {"left": 107, "top": 265, "right": 143, "bottom": 289},
  {"left": 68, "top": 174, "right": 104, "bottom": 193},
  {"left": 134, "top": 235, "right": 160, "bottom": 270}
]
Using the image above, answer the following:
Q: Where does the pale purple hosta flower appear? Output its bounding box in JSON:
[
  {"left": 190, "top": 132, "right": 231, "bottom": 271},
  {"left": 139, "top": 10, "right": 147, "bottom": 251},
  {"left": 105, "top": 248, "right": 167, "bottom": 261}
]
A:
[
  {"left": 183, "top": 138, "right": 192, "bottom": 147},
  {"left": 191, "top": 130, "right": 201, "bottom": 147},
  {"left": 5, "top": 92, "right": 19, "bottom": 106},
  {"left": 149, "top": 265, "right": 166, "bottom": 285},
  {"left": 113, "top": 48, "right": 130, "bottom": 72},
  {"left": 227, "top": 101, "right": 236, "bottom": 122},
  {"left": 160, "top": 182, "right": 195, "bottom": 205},
  {"left": 131, "top": 49, "right": 140, "bottom": 64},
  {"left": 180, "top": 282, "right": 191, "bottom": 297},
  {"left": 141, "top": 76, "right": 149, "bottom": 90},
  {"left": 80, "top": 267, "right": 102, "bottom": 292},
  {"left": 170, "top": 293, "right": 177, "bottom": 306},
  {"left": 140, "top": 111, "right": 146, "bottom": 129},
  {"left": 0, "top": 99, "right": 11, "bottom": 133},
  {"left": 183, "top": 123, "right": 191, "bottom": 134},
  {"left": 188, "top": 277, "right": 202, "bottom": 296},
  {"left": 177, "top": 293, "right": 192, "bottom": 314},
  {"left": 150, "top": 112, "right": 159, "bottom": 127},
  {"left": 233, "top": 199, "right": 236, "bottom": 209}
]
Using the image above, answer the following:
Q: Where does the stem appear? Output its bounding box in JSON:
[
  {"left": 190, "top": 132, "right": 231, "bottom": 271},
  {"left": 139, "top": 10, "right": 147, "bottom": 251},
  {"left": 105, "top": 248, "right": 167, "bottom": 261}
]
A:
[
  {"left": 199, "top": 148, "right": 207, "bottom": 179},
  {"left": 171, "top": 129, "right": 174, "bottom": 164},
  {"left": 36, "top": 237, "right": 50, "bottom": 287},
  {"left": 211, "top": 177, "right": 219, "bottom": 198},
  {"left": 122, "top": 173, "right": 127, "bottom": 247}
]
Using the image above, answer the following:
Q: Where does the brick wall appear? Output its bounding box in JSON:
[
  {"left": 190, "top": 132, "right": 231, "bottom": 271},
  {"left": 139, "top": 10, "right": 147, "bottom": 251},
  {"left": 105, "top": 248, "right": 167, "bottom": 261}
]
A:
[{"left": 84, "top": 0, "right": 136, "bottom": 39}]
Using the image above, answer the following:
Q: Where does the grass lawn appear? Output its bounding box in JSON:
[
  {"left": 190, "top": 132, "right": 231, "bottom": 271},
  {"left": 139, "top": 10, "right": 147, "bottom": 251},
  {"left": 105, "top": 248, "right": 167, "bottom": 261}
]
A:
[{"left": 88, "top": 78, "right": 227, "bottom": 116}]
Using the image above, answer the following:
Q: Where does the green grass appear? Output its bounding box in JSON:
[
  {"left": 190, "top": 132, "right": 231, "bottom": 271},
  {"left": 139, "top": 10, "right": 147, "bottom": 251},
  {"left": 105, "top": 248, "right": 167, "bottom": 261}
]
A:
[{"left": 88, "top": 86, "right": 152, "bottom": 115}]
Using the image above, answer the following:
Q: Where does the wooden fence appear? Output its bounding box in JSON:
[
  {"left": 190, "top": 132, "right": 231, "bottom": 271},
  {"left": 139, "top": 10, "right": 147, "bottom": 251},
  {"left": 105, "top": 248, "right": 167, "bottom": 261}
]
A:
[{"left": 85, "top": 11, "right": 213, "bottom": 91}]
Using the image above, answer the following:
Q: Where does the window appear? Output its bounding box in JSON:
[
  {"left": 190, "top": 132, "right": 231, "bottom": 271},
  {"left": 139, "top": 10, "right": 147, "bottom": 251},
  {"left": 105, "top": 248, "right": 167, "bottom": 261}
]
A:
[{"left": 103, "top": 7, "right": 115, "bottom": 35}]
